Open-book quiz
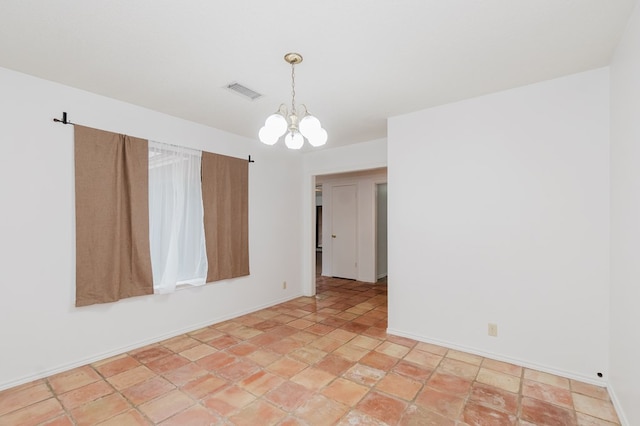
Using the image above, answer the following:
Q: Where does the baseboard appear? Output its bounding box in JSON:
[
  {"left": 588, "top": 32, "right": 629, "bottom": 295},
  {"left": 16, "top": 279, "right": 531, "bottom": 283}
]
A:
[
  {"left": 386, "top": 327, "right": 608, "bottom": 387},
  {"left": 0, "top": 293, "right": 304, "bottom": 392},
  {"left": 607, "top": 382, "right": 630, "bottom": 426}
]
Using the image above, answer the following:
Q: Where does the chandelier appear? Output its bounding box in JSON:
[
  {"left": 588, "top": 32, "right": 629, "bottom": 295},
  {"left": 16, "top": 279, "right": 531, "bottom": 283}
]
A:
[{"left": 259, "top": 53, "right": 327, "bottom": 149}]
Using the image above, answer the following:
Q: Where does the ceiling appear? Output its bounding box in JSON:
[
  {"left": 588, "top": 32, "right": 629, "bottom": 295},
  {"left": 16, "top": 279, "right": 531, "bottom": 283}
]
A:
[{"left": 1, "top": 1, "right": 636, "bottom": 149}]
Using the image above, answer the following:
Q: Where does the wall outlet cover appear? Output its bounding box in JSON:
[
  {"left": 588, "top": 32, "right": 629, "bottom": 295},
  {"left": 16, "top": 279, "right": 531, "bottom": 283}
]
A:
[{"left": 488, "top": 323, "right": 498, "bottom": 337}]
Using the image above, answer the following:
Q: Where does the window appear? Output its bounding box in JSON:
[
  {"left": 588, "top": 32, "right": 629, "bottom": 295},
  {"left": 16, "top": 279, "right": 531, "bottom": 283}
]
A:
[
  {"left": 74, "top": 126, "right": 249, "bottom": 306},
  {"left": 148, "top": 141, "right": 207, "bottom": 294}
]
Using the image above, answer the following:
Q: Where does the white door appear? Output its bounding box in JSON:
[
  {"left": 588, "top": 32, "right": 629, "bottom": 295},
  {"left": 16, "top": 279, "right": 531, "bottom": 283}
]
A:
[{"left": 331, "top": 184, "right": 357, "bottom": 279}]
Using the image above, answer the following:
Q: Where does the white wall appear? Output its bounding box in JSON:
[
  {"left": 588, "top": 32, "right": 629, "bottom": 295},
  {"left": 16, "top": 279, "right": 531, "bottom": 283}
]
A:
[
  {"left": 610, "top": 1, "right": 640, "bottom": 424},
  {"left": 0, "top": 67, "right": 303, "bottom": 390},
  {"left": 317, "top": 170, "right": 387, "bottom": 283},
  {"left": 302, "top": 139, "right": 387, "bottom": 295},
  {"left": 388, "top": 68, "right": 610, "bottom": 383}
]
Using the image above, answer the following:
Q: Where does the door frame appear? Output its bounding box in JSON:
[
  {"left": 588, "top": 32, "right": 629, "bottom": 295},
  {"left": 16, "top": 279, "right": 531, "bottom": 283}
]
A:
[{"left": 304, "top": 167, "right": 387, "bottom": 296}]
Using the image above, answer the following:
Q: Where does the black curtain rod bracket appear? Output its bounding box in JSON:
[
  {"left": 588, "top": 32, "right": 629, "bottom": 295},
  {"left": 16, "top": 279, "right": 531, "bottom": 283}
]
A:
[
  {"left": 53, "top": 112, "right": 74, "bottom": 125},
  {"left": 248, "top": 155, "right": 255, "bottom": 163}
]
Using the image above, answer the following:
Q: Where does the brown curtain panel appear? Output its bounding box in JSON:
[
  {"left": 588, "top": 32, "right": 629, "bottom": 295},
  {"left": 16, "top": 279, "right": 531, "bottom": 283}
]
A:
[
  {"left": 74, "top": 125, "right": 153, "bottom": 307},
  {"left": 201, "top": 152, "right": 249, "bottom": 282}
]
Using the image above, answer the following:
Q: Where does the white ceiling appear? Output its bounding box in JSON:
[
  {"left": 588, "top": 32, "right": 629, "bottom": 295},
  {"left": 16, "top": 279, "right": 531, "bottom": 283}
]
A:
[{"left": 1, "top": 1, "right": 636, "bottom": 148}]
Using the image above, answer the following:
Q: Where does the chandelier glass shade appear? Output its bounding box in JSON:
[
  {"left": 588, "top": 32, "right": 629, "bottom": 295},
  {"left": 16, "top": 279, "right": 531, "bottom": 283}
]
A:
[{"left": 259, "top": 53, "right": 327, "bottom": 149}]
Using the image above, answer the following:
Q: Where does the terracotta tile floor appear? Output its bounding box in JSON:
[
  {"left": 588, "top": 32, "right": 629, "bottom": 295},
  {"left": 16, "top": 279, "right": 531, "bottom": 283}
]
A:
[{"left": 0, "top": 276, "right": 621, "bottom": 425}]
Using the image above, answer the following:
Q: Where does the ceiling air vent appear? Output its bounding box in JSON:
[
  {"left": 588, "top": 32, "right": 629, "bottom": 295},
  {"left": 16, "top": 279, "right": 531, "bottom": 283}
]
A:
[{"left": 226, "top": 82, "right": 263, "bottom": 101}]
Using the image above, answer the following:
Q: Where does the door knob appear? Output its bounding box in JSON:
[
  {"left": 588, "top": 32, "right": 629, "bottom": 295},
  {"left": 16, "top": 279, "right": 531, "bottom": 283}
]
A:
[{"left": 332, "top": 234, "right": 336, "bottom": 238}]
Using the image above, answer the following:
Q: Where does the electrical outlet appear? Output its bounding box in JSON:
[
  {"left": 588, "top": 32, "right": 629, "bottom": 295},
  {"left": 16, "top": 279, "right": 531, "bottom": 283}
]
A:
[
  {"left": 488, "top": 323, "right": 498, "bottom": 337},
  {"left": 282, "top": 281, "right": 287, "bottom": 290}
]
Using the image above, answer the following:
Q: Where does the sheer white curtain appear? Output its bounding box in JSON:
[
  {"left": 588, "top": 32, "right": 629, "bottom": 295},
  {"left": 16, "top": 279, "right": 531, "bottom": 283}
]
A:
[{"left": 148, "top": 141, "right": 207, "bottom": 293}]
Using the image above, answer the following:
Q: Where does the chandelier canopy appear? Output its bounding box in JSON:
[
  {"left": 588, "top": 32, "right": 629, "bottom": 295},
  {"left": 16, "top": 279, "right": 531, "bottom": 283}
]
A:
[{"left": 259, "top": 53, "right": 327, "bottom": 149}]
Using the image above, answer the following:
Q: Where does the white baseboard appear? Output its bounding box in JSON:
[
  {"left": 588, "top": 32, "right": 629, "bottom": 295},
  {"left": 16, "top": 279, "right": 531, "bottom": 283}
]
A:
[
  {"left": 386, "top": 327, "right": 608, "bottom": 387},
  {"left": 0, "top": 293, "right": 303, "bottom": 392},
  {"left": 607, "top": 382, "right": 630, "bottom": 426}
]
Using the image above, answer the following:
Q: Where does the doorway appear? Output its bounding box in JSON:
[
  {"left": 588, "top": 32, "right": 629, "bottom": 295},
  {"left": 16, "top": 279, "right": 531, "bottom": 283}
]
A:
[
  {"left": 312, "top": 168, "right": 387, "bottom": 293},
  {"left": 315, "top": 185, "right": 322, "bottom": 276},
  {"left": 376, "top": 183, "right": 388, "bottom": 280}
]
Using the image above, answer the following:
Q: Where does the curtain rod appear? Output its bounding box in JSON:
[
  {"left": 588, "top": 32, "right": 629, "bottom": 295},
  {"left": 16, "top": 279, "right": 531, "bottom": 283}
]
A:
[{"left": 53, "top": 112, "right": 255, "bottom": 164}]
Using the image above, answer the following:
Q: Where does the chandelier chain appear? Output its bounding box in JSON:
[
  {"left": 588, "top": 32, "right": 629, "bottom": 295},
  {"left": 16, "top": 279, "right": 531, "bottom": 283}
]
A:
[{"left": 291, "top": 62, "right": 296, "bottom": 113}]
